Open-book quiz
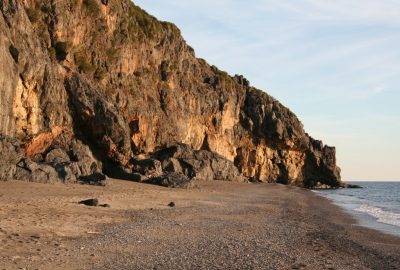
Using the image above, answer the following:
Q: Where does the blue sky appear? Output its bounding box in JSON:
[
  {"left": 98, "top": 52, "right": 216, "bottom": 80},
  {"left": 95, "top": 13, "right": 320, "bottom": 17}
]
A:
[{"left": 134, "top": 0, "right": 400, "bottom": 180}]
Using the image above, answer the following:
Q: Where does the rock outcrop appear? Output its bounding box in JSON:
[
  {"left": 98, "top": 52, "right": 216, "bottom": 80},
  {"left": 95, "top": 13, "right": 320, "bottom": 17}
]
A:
[
  {"left": 152, "top": 144, "right": 247, "bottom": 183},
  {"left": 0, "top": 0, "right": 341, "bottom": 188}
]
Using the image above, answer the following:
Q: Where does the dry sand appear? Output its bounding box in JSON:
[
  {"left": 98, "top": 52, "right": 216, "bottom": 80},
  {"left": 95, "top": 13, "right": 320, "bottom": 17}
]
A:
[{"left": 0, "top": 180, "right": 399, "bottom": 270}]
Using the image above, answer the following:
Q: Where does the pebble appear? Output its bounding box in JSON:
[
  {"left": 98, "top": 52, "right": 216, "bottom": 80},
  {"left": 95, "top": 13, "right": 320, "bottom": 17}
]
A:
[{"left": 168, "top": 202, "right": 175, "bottom": 207}]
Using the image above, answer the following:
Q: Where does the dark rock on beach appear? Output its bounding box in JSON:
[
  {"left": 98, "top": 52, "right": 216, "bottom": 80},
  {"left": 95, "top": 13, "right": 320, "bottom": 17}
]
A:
[
  {"left": 152, "top": 144, "right": 247, "bottom": 183},
  {"left": 78, "top": 172, "right": 109, "bottom": 186},
  {"left": 168, "top": 201, "right": 176, "bottom": 207},
  {"left": 145, "top": 172, "right": 192, "bottom": 188},
  {"left": 79, "top": 198, "right": 99, "bottom": 207}
]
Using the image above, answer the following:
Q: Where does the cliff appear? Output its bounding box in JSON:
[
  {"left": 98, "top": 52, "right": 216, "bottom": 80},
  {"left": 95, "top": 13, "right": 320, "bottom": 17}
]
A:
[{"left": 0, "top": 0, "right": 341, "bottom": 188}]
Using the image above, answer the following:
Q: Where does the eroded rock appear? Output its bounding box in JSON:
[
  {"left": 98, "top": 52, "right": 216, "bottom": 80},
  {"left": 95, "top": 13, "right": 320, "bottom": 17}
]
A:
[
  {"left": 0, "top": 0, "right": 342, "bottom": 188},
  {"left": 131, "top": 158, "right": 162, "bottom": 177},
  {"left": 152, "top": 144, "right": 247, "bottom": 182},
  {"left": 0, "top": 135, "right": 106, "bottom": 184},
  {"left": 78, "top": 172, "right": 109, "bottom": 186},
  {"left": 0, "top": 136, "right": 21, "bottom": 181},
  {"left": 45, "top": 148, "right": 70, "bottom": 164},
  {"left": 15, "top": 159, "right": 59, "bottom": 184},
  {"left": 145, "top": 172, "right": 193, "bottom": 188}
]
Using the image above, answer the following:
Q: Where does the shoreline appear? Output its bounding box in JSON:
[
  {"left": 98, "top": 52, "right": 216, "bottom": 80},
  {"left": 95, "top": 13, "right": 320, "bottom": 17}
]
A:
[
  {"left": 314, "top": 190, "right": 400, "bottom": 238},
  {"left": 0, "top": 180, "right": 399, "bottom": 269},
  {"left": 313, "top": 181, "right": 400, "bottom": 238}
]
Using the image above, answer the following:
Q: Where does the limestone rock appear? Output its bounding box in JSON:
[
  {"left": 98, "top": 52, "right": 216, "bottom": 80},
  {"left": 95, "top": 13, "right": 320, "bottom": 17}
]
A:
[
  {"left": 45, "top": 149, "right": 70, "bottom": 164},
  {"left": 131, "top": 158, "right": 162, "bottom": 177},
  {"left": 69, "top": 139, "right": 103, "bottom": 178},
  {"left": 0, "top": 0, "right": 342, "bottom": 188},
  {"left": 0, "top": 136, "right": 21, "bottom": 180},
  {"left": 145, "top": 172, "right": 193, "bottom": 188},
  {"left": 78, "top": 173, "right": 109, "bottom": 186},
  {"left": 152, "top": 144, "right": 247, "bottom": 182},
  {"left": 15, "top": 159, "right": 59, "bottom": 184},
  {"left": 105, "top": 164, "right": 146, "bottom": 182}
]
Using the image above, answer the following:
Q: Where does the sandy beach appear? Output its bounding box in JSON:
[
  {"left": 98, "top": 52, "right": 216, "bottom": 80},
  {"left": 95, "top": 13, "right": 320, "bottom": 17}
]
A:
[{"left": 0, "top": 180, "right": 399, "bottom": 270}]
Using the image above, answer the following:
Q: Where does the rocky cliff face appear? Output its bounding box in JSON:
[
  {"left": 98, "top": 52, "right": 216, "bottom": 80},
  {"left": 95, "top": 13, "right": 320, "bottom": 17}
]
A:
[{"left": 0, "top": 0, "right": 341, "bottom": 188}]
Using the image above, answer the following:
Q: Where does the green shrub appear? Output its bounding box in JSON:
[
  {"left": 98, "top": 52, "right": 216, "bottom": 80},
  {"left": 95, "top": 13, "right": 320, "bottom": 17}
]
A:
[
  {"left": 75, "top": 53, "right": 95, "bottom": 74},
  {"left": 217, "top": 70, "right": 229, "bottom": 78},
  {"left": 40, "top": 5, "right": 52, "bottom": 13},
  {"left": 106, "top": 48, "right": 119, "bottom": 62},
  {"left": 212, "top": 66, "right": 230, "bottom": 81},
  {"left": 133, "top": 66, "right": 151, "bottom": 77},
  {"left": 83, "top": 0, "right": 100, "bottom": 17},
  {"left": 79, "top": 61, "right": 95, "bottom": 74},
  {"left": 127, "top": 2, "right": 162, "bottom": 38},
  {"left": 187, "top": 45, "right": 195, "bottom": 54},
  {"left": 161, "top": 21, "right": 181, "bottom": 36},
  {"left": 94, "top": 67, "right": 106, "bottom": 80},
  {"left": 48, "top": 47, "right": 56, "bottom": 60},
  {"left": 26, "top": 8, "right": 41, "bottom": 23},
  {"left": 105, "top": 87, "right": 116, "bottom": 96}
]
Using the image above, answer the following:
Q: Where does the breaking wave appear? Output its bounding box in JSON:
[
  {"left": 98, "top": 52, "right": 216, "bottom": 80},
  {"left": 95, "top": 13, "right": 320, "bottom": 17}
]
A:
[{"left": 356, "top": 205, "right": 400, "bottom": 227}]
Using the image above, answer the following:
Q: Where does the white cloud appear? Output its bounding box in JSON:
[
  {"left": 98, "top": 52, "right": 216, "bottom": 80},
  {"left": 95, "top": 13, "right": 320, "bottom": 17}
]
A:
[
  {"left": 351, "top": 85, "right": 385, "bottom": 100},
  {"left": 260, "top": 0, "right": 400, "bottom": 24}
]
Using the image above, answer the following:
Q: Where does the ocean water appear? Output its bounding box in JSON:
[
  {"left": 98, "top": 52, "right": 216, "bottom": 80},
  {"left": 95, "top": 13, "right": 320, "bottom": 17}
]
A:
[{"left": 315, "top": 181, "right": 400, "bottom": 236}]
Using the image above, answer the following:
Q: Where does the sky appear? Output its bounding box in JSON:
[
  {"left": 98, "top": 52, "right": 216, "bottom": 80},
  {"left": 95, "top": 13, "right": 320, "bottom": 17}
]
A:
[{"left": 134, "top": 0, "right": 400, "bottom": 181}]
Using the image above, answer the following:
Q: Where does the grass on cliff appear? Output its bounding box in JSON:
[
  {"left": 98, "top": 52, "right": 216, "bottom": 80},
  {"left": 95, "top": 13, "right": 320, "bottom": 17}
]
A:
[
  {"left": 127, "top": 2, "right": 164, "bottom": 39},
  {"left": 26, "top": 8, "right": 41, "bottom": 23},
  {"left": 40, "top": 5, "right": 52, "bottom": 14},
  {"left": 83, "top": 0, "right": 100, "bottom": 17},
  {"left": 26, "top": 2, "right": 56, "bottom": 23},
  {"left": 75, "top": 52, "right": 95, "bottom": 74},
  {"left": 94, "top": 67, "right": 106, "bottom": 81},
  {"left": 106, "top": 48, "right": 120, "bottom": 63},
  {"left": 212, "top": 66, "right": 230, "bottom": 81}
]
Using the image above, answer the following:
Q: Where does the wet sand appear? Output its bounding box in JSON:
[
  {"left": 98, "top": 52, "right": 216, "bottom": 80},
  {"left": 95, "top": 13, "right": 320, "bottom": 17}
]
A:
[{"left": 0, "top": 180, "right": 399, "bottom": 269}]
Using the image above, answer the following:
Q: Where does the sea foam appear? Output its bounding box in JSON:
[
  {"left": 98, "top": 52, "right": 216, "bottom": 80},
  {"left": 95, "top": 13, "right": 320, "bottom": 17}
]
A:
[{"left": 356, "top": 205, "right": 400, "bottom": 227}]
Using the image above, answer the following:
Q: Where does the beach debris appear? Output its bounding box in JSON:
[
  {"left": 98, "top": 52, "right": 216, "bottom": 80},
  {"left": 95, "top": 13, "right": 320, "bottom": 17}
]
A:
[
  {"left": 78, "top": 198, "right": 99, "bottom": 207},
  {"left": 168, "top": 202, "right": 176, "bottom": 207}
]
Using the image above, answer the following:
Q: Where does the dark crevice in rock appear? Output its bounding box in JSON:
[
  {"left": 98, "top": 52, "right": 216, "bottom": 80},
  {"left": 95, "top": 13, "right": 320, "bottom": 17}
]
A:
[{"left": 9, "top": 44, "right": 19, "bottom": 63}]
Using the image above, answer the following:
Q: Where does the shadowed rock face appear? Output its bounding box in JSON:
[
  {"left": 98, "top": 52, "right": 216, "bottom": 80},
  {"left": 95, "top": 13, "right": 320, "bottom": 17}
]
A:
[{"left": 0, "top": 0, "right": 341, "bottom": 187}]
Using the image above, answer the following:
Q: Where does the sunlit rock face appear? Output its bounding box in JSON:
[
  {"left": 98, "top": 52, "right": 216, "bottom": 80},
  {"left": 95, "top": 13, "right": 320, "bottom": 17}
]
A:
[{"left": 0, "top": 0, "right": 341, "bottom": 187}]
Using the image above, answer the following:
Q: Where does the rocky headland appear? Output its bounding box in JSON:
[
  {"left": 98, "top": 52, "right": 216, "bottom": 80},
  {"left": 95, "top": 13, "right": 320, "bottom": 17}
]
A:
[{"left": 1, "top": 0, "right": 341, "bottom": 188}]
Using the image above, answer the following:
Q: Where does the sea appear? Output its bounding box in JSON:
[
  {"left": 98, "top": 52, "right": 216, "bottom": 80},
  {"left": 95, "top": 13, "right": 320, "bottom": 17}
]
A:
[{"left": 315, "top": 181, "right": 400, "bottom": 237}]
